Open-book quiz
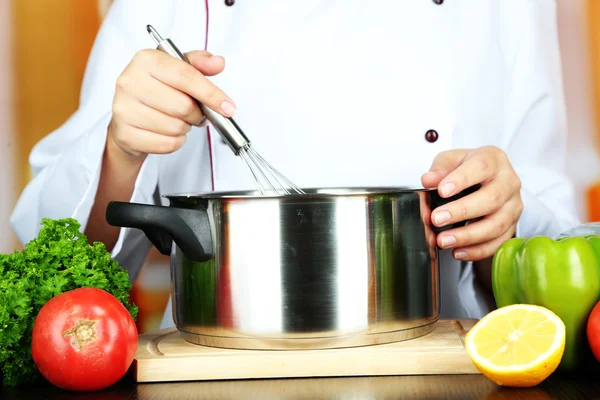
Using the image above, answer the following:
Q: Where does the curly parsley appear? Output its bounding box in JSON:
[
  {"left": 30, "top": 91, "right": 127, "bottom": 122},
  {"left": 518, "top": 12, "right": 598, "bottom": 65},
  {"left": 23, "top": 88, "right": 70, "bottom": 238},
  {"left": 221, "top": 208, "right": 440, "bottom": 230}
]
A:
[{"left": 0, "top": 218, "right": 138, "bottom": 386}]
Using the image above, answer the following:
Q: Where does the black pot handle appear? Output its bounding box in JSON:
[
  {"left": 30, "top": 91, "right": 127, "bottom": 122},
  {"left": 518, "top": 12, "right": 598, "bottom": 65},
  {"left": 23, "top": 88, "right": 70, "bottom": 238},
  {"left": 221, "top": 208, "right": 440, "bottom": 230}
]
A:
[
  {"left": 430, "top": 184, "right": 482, "bottom": 234},
  {"left": 105, "top": 201, "right": 214, "bottom": 262}
]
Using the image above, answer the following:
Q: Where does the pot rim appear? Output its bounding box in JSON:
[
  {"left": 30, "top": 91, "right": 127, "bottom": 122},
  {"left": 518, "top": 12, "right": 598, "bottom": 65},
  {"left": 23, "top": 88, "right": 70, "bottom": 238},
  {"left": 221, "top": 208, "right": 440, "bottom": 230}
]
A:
[{"left": 163, "top": 186, "right": 436, "bottom": 200}]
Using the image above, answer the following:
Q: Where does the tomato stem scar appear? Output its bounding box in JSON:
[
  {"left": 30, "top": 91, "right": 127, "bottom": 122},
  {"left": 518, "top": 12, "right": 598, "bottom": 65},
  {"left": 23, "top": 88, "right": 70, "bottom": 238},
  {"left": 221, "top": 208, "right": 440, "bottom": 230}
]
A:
[{"left": 63, "top": 319, "right": 97, "bottom": 351}]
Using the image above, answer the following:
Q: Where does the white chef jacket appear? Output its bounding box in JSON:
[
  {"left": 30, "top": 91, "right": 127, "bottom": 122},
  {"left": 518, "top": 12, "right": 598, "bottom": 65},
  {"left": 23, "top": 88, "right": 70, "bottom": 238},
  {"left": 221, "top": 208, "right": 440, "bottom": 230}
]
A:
[{"left": 10, "top": 0, "right": 580, "bottom": 329}]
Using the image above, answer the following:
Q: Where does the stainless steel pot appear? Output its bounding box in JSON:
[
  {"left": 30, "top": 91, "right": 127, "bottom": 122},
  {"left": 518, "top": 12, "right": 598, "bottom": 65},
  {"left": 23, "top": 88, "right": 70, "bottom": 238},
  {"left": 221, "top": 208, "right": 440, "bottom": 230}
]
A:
[{"left": 106, "top": 186, "right": 478, "bottom": 350}]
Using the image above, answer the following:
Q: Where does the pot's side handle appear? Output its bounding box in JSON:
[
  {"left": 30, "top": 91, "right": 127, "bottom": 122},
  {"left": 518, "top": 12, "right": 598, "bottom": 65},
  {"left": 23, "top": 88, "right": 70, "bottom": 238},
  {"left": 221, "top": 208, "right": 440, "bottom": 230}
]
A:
[
  {"left": 105, "top": 201, "right": 214, "bottom": 262},
  {"left": 431, "top": 184, "right": 482, "bottom": 234}
]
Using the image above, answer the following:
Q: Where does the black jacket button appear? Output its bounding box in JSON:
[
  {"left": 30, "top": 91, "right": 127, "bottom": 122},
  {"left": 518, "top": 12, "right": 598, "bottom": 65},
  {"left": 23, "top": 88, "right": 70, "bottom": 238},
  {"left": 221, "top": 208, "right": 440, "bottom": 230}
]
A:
[
  {"left": 433, "top": 0, "right": 444, "bottom": 4},
  {"left": 425, "top": 130, "right": 439, "bottom": 143},
  {"left": 225, "top": 0, "right": 235, "bottom": 6}
]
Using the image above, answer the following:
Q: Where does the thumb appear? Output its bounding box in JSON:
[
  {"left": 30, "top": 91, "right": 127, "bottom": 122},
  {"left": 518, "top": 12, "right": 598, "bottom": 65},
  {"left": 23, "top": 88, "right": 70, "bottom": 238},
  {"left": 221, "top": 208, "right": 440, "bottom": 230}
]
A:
[
  {"left": 185, "top": 50, "right": 226, "bottom": 77},
  {"left": 421, "top": 149, "right": 468, "bottom": 188}
]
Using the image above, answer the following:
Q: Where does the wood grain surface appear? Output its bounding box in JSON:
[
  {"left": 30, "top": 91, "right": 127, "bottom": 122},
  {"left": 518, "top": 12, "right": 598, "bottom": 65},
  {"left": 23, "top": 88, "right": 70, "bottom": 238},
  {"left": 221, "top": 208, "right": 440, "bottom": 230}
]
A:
[
  {"left": 133, "top": 319, "right": 480, "bottom": 382},
  {"left": 4, "top": 373, "right": 600, "bottom": 400}
]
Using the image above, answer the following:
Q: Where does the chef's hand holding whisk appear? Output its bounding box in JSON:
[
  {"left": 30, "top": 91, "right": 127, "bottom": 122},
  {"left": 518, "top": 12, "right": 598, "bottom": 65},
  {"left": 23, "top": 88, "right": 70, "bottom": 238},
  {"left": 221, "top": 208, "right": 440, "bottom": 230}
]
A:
[
  {"left": 108, "top": 49, "right": 235, "bottom": 162},
  {"left": 87, "top": 48, "right": 234, "bottom": 249}
]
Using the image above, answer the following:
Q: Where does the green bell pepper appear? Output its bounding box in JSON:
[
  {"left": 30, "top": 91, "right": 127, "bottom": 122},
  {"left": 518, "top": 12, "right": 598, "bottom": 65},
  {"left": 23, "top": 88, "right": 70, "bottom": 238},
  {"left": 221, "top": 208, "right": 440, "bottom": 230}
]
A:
[{"left": 492, "top": 235, "right": 600, "bottom": 372}]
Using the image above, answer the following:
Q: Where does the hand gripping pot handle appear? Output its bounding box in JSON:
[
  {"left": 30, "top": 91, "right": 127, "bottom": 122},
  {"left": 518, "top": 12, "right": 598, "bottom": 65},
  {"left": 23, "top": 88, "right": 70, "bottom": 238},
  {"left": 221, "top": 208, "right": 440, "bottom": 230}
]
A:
[
  {"left": 105, "top": 201, "right": 214, "bottom": 262},
  {"left": 430, "top": 183, "right": 482, "bottom": 234}
]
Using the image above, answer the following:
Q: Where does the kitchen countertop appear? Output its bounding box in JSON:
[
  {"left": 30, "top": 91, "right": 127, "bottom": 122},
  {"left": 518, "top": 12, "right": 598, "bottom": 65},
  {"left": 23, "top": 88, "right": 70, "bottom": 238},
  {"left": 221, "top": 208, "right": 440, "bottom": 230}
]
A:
[{"left": 2, "top": 372, "right": 600, "bottom": 399}]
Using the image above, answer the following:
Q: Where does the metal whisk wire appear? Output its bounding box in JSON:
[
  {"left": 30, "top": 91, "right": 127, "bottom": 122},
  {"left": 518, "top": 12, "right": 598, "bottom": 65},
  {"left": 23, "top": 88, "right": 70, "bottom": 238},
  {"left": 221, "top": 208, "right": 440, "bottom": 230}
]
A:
[
  {"left": 239, "top": 146, "right": 304, "bottom": 195},
  {"left": 146, "top": 25, "right": 305, "bottom": 196}
]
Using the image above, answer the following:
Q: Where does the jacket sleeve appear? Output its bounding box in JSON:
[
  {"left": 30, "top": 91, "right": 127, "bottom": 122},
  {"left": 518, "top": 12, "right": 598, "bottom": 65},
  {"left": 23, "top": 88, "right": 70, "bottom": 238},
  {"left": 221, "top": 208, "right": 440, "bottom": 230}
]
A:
[
  {"left": 9, "top": 0, "right": 182, "bottom": 281},
  {"left": 502, "top": 0, "right": 581, "bottom": 238}
]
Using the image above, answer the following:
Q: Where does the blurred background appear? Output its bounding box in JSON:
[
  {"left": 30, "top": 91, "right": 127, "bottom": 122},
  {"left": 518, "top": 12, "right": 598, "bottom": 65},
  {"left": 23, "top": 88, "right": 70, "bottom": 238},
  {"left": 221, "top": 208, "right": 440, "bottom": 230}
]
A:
[{"left": 1, "top": 0, "right": 599, "bottom": 334}]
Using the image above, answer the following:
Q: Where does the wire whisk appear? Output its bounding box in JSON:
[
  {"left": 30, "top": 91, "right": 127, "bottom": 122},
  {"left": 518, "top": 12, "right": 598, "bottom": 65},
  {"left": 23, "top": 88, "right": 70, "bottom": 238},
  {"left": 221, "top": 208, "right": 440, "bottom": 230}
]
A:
[{"left": 147, "top": 25, "right": 305, "bottom": 196}]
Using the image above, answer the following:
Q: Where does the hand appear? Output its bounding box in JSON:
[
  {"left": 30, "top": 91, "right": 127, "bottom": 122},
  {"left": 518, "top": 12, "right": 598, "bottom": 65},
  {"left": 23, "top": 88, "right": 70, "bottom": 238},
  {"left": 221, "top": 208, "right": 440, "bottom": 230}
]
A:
[
  {"left": 108, "top": 49, "right": 235, "bottom": 161},
  {"left": 421, "top": 146, "right": 523, "bottom": 261}
]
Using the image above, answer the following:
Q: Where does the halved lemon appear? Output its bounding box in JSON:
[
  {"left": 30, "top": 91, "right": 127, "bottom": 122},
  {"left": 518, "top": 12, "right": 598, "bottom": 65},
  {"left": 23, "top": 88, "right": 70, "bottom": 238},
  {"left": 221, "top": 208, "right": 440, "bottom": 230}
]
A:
[{"left": 465, "top": 304, "right": 566, "bottom": 387}]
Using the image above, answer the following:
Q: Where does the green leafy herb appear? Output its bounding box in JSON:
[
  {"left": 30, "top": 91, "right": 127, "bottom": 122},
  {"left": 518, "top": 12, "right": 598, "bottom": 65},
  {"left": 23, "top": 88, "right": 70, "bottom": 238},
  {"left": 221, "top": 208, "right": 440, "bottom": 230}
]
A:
[{"left": 0, "top": 218, "right": 138, "bottom": 386}]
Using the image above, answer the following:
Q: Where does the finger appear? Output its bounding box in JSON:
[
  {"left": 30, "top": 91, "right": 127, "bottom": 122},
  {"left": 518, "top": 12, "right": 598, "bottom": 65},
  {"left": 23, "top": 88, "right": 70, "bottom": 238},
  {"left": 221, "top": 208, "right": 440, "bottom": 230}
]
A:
[
  {"left": 185, "top": 50, "right": 226, "bottom": 76},
  {"left": 122, "top": 100, "right": 192, "bottom": 137},
  {"left": 421, "top": 149, "right": 469, "bottom": 189},
  {"left": 451, "top": 228, "right": 516, "bottom": 262},
  {"left": 117, "top": 74, "right": 204, "bottom": 125},
  {"left": 430, "top": 177, "right": 514, "bottom": 227},
  {"left": 436, "top": 148, "right": 505, "bottom": 198},
  {"left": 115, "top": 125, "right": 188, "bottom": 155},
  {"left": 421, "top": 170, "right": 446, "bottom": 189},
  {"left": 436, "top": 197, "right": 520, "bottom": 249},
  {"left": 149, "top": 51, "right": 236, "bottom": 117}
]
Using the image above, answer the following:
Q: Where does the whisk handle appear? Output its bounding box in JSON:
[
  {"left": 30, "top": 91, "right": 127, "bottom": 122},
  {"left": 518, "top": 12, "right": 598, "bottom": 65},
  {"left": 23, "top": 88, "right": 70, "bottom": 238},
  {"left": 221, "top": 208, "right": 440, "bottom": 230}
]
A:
[{"left": 147, "top": 25, "right": 250, "bottom": 155}]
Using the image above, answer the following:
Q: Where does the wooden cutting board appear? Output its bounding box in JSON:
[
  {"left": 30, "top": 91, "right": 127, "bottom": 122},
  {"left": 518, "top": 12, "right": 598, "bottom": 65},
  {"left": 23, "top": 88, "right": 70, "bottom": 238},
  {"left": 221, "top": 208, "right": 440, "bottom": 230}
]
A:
[{"left": 132, "top": 319, "right": 481, "bottom": 383}]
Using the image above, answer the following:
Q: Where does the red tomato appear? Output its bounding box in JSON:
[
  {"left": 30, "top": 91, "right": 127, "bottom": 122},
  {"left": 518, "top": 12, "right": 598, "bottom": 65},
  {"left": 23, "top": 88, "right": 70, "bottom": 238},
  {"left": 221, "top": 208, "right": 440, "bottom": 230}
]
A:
[
  {"left": 587, "top": 300, "right": 600, "bottom": 363},
  {"left": 31, "top": 287, "right": 138, "bottom": 392}
]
